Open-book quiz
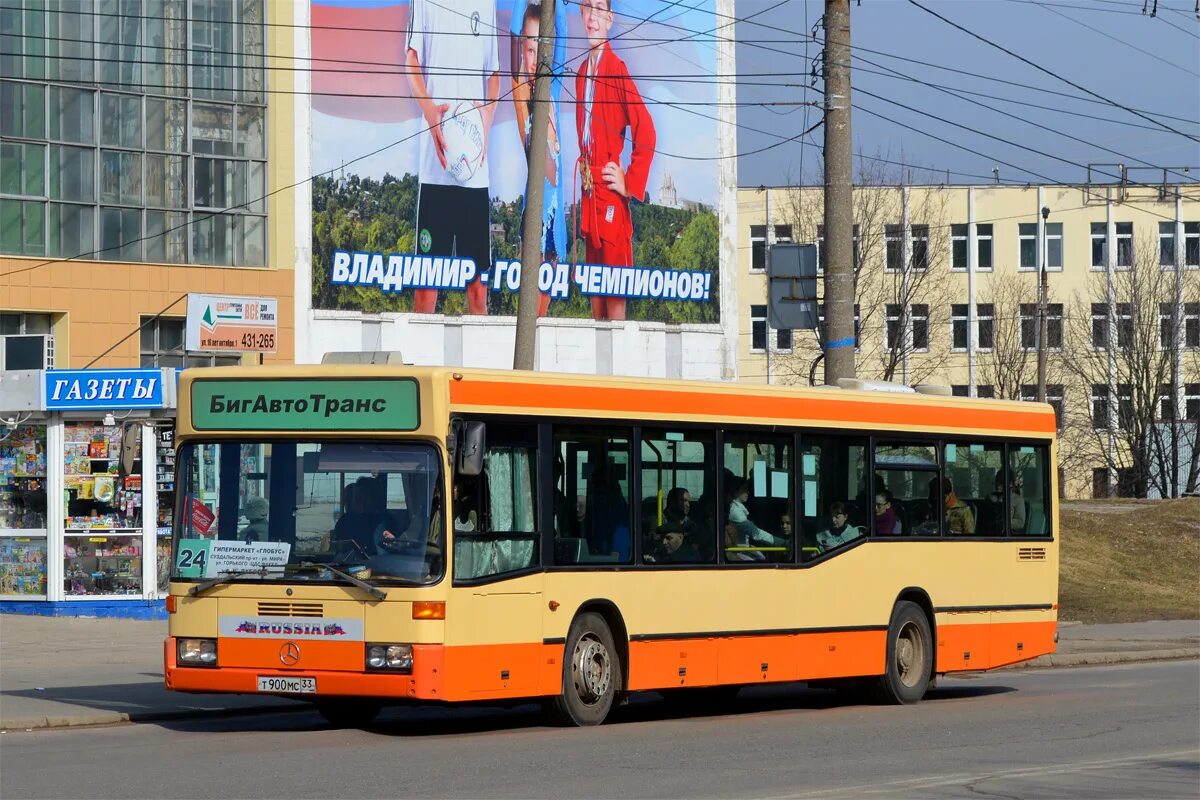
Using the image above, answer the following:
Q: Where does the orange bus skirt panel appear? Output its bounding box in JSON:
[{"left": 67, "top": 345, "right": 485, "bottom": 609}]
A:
[
  {"left": 449, "top": 380, "right": 1056, "bottom": 435},
  {"left": 937, "top": 620, "right": 1057, "bottom": 672},
  {"left": 435, "top": 642, "right": 561, "bottom": 702},
  {"left": 626, "top": 630, "right": 888, "bottom": 691}
]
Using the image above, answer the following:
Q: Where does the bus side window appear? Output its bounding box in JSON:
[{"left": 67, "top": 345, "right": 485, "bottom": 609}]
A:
[
  {"left": 553, "top": 427, "right": 633, "bottom": 565},
  {"left": 452, "top": 424, "right": 539, "bottom": 581},
  {"left": 800, "top": 435, "right": 867, "bottom": 561},
  {"left": 1010, "top": 444, "right": 1049, "bottom": 536},
  {"left": 640, "top": 429, "right": 716, "bottom": 565}
]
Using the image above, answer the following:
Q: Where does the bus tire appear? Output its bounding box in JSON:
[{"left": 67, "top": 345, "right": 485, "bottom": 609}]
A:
[
  {"left": 314, "top": 698, "right": 382, "bottom": 727},
  {"left": 549, "top": 612, "right": 621, "bottom": 726},
  {"left": 873, "top": 601, "right": 933, "bottom": 705}
]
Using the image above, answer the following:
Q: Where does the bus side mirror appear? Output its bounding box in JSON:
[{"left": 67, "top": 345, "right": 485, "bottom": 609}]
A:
[{"left": 458, "top": 421, "right": 486, "bottom": 477}]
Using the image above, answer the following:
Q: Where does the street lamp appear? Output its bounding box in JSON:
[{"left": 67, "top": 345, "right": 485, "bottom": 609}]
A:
[{"left": 1037, "top": 205, "right": 1050, "bottom": 404}]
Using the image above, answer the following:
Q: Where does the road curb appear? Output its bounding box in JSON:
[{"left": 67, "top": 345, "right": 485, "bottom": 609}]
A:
[
  {"left": 1016, "top": 648, "right": 1199, "bottom": 669},
  {"left": 1, "top": 702, "right": 310, "bottom": 732}
]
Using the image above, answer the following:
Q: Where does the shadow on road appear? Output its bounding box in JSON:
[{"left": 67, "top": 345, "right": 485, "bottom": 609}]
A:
[{"left": 149, "top": 680, "right": 1020, "bottom": 737}]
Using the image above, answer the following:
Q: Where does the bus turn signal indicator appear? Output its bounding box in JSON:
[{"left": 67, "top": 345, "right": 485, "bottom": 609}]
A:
[{"left": 412, "top": 601, "right": 445, "bottom": 620}]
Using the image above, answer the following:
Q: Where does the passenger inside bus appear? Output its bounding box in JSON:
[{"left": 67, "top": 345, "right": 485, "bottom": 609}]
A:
[
  {"left": 929, "top": 476, "right": 975, "bottom": 535},
  {"left": 238, "top": 497, "right": 270, "bottom": 543},
  {"left": 726, "top": 478, "right": 787, "bottom": 549},
  {"left": 724, "top": 519, "right": 765, "bottom": 561},
  {"left": 873, "top": 490, "right": 899, "bottom": 535},
  {"left": 583, "top": 459, "right": 630, "bottom": 560},
  {"left": 816, "top": 501, "right": 863, "bottom": 551}
]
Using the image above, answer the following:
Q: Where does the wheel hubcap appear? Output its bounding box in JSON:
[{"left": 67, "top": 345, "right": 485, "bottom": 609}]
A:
[
  {"left": 896, "top": 621, "right": 924, "bottom": 688},
  {"left": 571, "top": 633, "right": 612, "bottom": 705}
]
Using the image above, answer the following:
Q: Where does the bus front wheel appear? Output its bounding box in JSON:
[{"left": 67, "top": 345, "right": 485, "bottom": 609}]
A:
[
  {"left": 549, "top": 612, "right": 621, "bottom": 726},
  {"left": 873, "top": 601, "right": 932, "bottom": 705}
]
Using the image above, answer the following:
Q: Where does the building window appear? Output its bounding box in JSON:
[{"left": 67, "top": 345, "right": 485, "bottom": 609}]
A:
[
  {"left": 885, "top": 224, "right": 902, "bottom": 273},
  {"left": 950, "top": 223, "right": 995, "bottom": 270},
  {"left": 1186, "top": 222, "right": 1200, "bottom": 268},
  {"left": 910, "top": 224, "right": 929, "bottom": 272},
  {"left": 1186, "top": 383, "right": 1200, "bottom": 420},
  {"left": 1019, "top": 223, "right": 1036, "bottom": 270},
  {"left": 951, "top": 385, "right": 969, "bottom": 397},
  {"left": 1116, "top": 303, "right": 1132, "bottom": 349},
  {"left": 774, "top": 224, "right": 793, "bottom": 243},
  {"left": 977, "top": 223, "right": 994, "bottom": 270},
  {"left": 139, "top": 316, "right": 241, "bottom": 368},
  {"left": 1019, "top": 222, "right": 1062, "bottom": 271},
  {"left": 1091, "top": 222, "right": 1106, "bottom": 269},
  {"left": 1160, "top": 221, "right": 1176, "bottom": 267},
  {"left": 1156, "top": 303, "right": 1198, "bottom": 349},
  {"left": 977, "top": 385, "right": 995, "bottom": 399},
  {"left": 1116, "top": 222, "right": 1133, "bottom": 268},
  {"left": 1020, "top": 303, "right": 1063, "bottom": 350},
  {"left": 1093, "top": 303, "right": 1109, "bottom": 349},
  {"left": 885, "top": 304, "right": 903, "bottom": 350},
  {"left": 1158, "top": 384, "right": 1175, "bottom": 421},
  {"left": 1170, "top": 302, "right": 1200, "bottom": 349},
  {"left": 750, "top": 225, "right": 766, "bottom": 272},
  {"left": 0, "top": 1, "right": 267, "bottom": 266},
  {"left": 1021, "top": 384, "right": 1064, "bottom": 429},
  {"left": 0, "top": 312, "right": 52, "bottom": 335},
  {"left": 977, "top": 303, "right": 994, "bottom": 350},
  {"left": 776, "top": 326, "right": 792, "bottom": 351},
  {"left": 951, "top": 224, "right": 967, "bottom": 272},
  {"left": 1046, "top": 223, "right": 1062, "bottom": 270},
  {"left": 1091, "top": 384, "right": 1109, "bottom": 430},
  {"left": 1117, "top": 383, "right": 1133, "bottom": 431},
  {"left": 886, "top": 304, "right": 927, "bottom": 351},
  {"left": 912, "top": 304, "right": 929, "bottom": 351},
  {"left": 951, "top": 304, "right": 969, "bottom": 351},
  {"left": 750, "top": 304, "right": 767, "bottom": 351}
]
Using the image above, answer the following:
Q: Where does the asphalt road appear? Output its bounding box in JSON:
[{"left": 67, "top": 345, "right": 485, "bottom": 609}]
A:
[{"left": 2, "top": 661, "right": 1197, "bottom": 800}]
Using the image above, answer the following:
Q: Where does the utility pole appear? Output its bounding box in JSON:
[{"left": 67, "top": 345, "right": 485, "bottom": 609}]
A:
[
  {"left": 822, "top": 0, "right": 855, "bottom": 384},
  {"left": 1036, "top": 203, "right": 1050, "bottom": 403},
  {"left": 513, "top": 0, "right": 557, "bottom": 371}
]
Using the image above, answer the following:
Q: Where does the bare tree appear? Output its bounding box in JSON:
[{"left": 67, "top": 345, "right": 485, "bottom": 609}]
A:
[
  {"left": 1059, "top": 234, "right": 1200, "bottom": 498},
  {"left": 770, "top": 154, "right": 957, "bottom": 386},
  {"left": 976, "top": 271, "right": 1038, "bottom": 400}
]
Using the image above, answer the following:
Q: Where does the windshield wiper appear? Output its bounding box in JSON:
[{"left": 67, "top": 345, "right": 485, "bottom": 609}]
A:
[
  {"left": 189, "top": 567, "right": 280, "bottom": 597},
  {"left": 292, "top": 561, "right": 386, "bottom": 601}
]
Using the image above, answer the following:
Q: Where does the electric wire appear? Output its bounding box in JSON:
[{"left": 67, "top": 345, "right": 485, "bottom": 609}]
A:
[{"left": 906, "top": 0, "right": 1200, "bottom": 143}]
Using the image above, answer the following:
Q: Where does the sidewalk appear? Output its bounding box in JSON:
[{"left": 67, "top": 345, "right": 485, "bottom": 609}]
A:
[{"left": 1, "top": 615, "right": 1197, "bottom": 731}]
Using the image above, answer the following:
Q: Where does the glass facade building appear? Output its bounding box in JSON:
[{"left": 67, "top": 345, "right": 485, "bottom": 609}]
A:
[{"left": 0, "top": 0, "right": 266, "bottom": 266}]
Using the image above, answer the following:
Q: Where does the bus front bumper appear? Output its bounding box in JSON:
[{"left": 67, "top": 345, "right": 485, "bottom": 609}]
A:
[{"left": 164, "top": 638, "right": 447, "bottom": 700}]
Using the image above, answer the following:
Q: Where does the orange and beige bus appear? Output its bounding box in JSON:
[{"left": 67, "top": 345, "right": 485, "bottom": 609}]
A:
[{"left": 165, "top": 363, "right": 1059, "bottom": 726}]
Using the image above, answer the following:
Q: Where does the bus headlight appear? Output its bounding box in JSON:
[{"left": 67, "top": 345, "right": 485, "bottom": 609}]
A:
[
  {"left": 366, "top": 643, "right": 413, "bottom": 672},
  {"left": 178, "top": 638, "right": 218, "bottom": 666}
]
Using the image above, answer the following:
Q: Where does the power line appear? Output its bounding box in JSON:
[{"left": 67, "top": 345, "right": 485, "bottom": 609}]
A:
[
  {"left": 906, "top": 0, "right": 1200, "bottom": 143},
  {"left": 845, "top": 55, "right": 1198, "bottom": 184},
  {"left": 1014, "top": 0, "right": 1200, "bottom": 75}
]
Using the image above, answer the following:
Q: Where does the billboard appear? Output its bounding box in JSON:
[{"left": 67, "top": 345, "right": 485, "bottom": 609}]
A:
[{"left": 310, "top": 0, "right": 721, "bottom": 322}]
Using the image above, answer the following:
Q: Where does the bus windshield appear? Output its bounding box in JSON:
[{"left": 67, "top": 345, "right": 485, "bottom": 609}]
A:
[{"left": 172, "top": 440, "right": 444, "bottom": 586}]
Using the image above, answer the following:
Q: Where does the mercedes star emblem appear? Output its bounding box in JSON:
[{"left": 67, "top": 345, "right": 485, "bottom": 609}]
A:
[{"left": 279, "top": 641, "right": 301, "bottom": 666}]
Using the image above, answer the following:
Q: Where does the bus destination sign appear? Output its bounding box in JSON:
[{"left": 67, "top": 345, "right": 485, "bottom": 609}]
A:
[{"left": 190, "top": 378, "right": 419, "bottom": 431}]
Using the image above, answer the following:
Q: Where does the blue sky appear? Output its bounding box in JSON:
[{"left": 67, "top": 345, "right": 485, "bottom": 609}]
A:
[{"left": 734, "top": 0, "right": 1200, "bottom": 187}]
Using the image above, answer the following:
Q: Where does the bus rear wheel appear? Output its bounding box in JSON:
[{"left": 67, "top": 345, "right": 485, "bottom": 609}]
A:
[
  {"left": 549, "top": 612, "right": 621, "bottom": 726},
  {"left": 873, "top": 600, "right": 932, "bottom": 705},
  {"left": 314, "top": 698, "right": 382, "bottom": 727}
]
